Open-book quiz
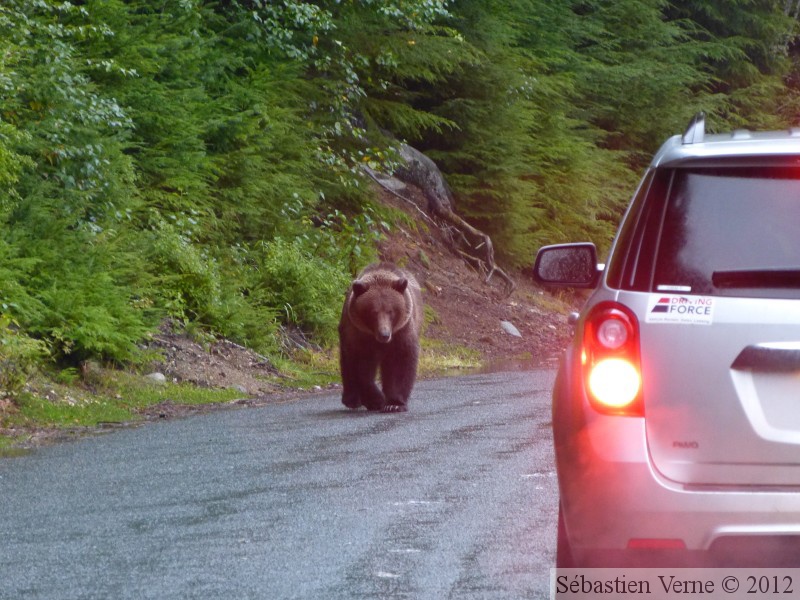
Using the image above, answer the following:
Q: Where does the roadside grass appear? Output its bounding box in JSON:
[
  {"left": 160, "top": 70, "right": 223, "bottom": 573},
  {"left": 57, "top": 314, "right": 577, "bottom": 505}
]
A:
[
  {"left": 0, "top": 338, "right": 480, "bottom": 449},
  {"left": 0, "top": 434, "right": 23, "bottom": 455},
  {"left": 2, "top": 370, "right": 245, "bottom": 432},
  {"left": 420, "top": 338, "right": 482, "bottom": 374},
  {"left": 270, "top": 348, "right": 340, "bottom": 390},
  {"left": 270, "top": 340, "right": 481, "bottom": 386}
]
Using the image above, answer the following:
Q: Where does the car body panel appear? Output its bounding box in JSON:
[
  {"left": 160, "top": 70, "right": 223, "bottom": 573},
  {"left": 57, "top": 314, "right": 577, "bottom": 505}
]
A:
[{"left": 628, "top": 292, "right": 800, "bottom": 486}]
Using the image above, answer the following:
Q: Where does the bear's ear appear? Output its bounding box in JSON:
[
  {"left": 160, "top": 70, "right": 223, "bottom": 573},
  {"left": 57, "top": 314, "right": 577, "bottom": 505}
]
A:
[
  {"left": 392, "top": 278, "right": 408, "bottom": 294},
  {"left": 352, "top": 280, "right": 369, "bottom": 297}
]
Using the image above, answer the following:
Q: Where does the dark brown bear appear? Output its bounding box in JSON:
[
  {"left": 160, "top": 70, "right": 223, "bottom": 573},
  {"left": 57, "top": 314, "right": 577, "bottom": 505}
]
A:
[{"left": 339, "top": 262, "right": 423, "bottom": 413}]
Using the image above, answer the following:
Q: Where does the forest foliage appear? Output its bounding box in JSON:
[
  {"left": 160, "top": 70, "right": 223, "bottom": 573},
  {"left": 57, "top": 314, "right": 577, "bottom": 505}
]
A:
[{"left": 1, "top": 0, "right": 799, "bottom": 381}]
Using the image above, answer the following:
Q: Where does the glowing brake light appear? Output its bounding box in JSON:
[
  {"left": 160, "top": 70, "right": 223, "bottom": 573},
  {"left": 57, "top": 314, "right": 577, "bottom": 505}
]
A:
[
  {"left": 588, "top": 358, "right": 640, "bottom": 407},
  {"left": 582, "top": 303, "right": 643, "bottom": 415}
]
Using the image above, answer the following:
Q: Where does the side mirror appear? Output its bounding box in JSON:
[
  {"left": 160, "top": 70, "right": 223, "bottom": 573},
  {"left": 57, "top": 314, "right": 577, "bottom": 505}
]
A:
[{"left": 533, "top": 243, "right": 600, "bottom": 288}]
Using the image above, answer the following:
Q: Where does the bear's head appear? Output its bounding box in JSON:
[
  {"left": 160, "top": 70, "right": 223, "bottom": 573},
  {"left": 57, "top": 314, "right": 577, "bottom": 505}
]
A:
[{"left": 348, "top": 275, "right": 413, "bottom": 344}]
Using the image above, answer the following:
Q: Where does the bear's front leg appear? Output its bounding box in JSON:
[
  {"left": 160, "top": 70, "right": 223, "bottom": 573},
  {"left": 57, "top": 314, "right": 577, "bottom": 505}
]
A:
[
  {"left": 358, "top": 353, "right": 386, "bottom": 411},
  {"left": 342, "top": 383, "right": 384, "bottom": 410},
  {"left": 343, "top": 347, "right": 386, "bottom": 411},
  {"left": 340, "top": 345, "right": 362, "bottom": 409},
  {"left": 380, "top": 338, "right": 419, "bottom": 413},
  {"left": 361, "top": 382, "right": 386, "bottom": 411},
  {"left": 341, "top": 387, "right": 361, "bottom": 410}
]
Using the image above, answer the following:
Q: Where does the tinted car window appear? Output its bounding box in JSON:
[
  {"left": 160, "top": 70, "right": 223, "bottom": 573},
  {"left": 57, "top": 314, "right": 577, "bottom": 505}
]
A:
[
  {"left": 610, "top": 166, "right": 800, "bottom": 298},
  {"left": 606, "top": 169, "right": 669, "bottom": 291}
]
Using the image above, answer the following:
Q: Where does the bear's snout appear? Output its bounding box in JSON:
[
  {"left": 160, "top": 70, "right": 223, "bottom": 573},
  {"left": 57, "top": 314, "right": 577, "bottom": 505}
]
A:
[{"left": 375, "top": 329, "right": 392, "bottom": 344}]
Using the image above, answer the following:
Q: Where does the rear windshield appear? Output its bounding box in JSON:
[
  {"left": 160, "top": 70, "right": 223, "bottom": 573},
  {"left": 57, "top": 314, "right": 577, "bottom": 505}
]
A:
[{"left": 609, "top": 166, "right": 800, "bottom": 298}]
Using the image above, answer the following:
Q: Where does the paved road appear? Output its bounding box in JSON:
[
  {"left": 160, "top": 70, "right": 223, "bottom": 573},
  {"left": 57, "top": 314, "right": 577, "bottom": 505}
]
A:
[{"left": 0, "top": 369, "right": 558, "bottom": 599}]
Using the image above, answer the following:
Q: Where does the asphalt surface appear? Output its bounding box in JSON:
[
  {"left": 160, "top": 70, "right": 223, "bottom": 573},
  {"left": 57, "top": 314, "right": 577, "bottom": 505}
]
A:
[{"left": 0, "top": 369, "right": 558, "bottom": 599}]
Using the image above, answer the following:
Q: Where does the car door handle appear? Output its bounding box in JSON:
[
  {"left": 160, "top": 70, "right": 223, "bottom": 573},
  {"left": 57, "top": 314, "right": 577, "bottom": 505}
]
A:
[{"left": 731, "top": 343, "right": 800, "bottom": 373}]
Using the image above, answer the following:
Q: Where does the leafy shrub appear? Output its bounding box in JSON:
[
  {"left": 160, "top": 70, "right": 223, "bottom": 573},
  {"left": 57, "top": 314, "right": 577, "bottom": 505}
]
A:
[
  {"left": 298, "top": 205, "right": 383, "bottom": 275},
  {"left": 249, "top": 238, "right": 351, "bottom": 347},
  {"left": 0, "top": 315, "right": 48, "bottom": 399},
  {"left": 146, "top": 219, "right": 224, "bottom": 325},
  {"left": 144, "top": 219, "right": 280, "bottom": 354}
]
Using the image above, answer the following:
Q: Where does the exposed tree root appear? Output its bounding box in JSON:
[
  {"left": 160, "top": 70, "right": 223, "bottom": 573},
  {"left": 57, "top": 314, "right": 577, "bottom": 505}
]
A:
[{"left": 364, "top": 144, "right": 516, "bottom": 296}]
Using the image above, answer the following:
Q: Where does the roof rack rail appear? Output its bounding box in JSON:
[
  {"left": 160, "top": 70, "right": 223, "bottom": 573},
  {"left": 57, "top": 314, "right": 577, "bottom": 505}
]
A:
[{"left": 682, "top": 112, "right": 705, "bottom": 145}]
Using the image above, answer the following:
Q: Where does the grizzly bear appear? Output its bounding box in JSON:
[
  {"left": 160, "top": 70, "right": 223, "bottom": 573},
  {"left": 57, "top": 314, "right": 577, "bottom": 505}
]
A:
[{"left": 339, "top": 262, "right": 423, "bottom": 412}]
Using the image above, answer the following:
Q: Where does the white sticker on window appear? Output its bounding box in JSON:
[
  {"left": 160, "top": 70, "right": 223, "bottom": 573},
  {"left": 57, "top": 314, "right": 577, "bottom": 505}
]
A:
[
  {"left": 646, "top": 295, "right": 714, "bottom": 325},
  {"left": 656, "top": 284, "right": 692, "bottom": 292}
]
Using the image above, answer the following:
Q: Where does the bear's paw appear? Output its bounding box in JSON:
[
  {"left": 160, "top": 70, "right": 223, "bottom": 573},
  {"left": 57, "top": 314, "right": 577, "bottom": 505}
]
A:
[{"left": 341, "top": 390, "right": 362, "bottom": 410}]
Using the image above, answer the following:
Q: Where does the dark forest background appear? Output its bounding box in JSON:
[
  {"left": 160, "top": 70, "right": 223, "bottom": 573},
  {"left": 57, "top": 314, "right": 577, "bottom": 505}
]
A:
[{"left": 2, "top": 0, "right": 799, "bottom": 375}]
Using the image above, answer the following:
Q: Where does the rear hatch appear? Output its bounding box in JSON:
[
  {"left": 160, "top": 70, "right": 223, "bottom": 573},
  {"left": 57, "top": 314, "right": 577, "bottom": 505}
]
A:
[
  {"left": 628, "top": 293, "right": 800, "bottom": 486},
  {"left": 608, "top": 164, "right": 800, "bottom": 487}
]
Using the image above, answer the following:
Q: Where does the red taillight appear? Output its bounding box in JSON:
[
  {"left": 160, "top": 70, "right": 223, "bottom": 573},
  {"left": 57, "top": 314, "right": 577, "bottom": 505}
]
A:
[{"left": 582, "top": 303, "right": 643, "bottom": 416}]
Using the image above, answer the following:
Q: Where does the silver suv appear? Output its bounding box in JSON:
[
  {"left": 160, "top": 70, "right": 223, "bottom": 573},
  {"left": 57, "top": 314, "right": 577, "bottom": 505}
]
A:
[{"left": 535, "top": 114, "right": 800, "bottom": 567}]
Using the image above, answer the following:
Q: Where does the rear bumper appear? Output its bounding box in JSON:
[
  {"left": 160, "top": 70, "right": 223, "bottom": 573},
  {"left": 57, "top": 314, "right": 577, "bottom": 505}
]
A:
[{"left": 560, "top": 445, "right": 800, "bottom": 553}]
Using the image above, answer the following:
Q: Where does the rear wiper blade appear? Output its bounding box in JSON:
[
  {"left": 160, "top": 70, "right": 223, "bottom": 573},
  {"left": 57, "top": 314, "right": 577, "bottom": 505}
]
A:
[{"left": 712, "top": 268, "right": 800, "bottom": 289}]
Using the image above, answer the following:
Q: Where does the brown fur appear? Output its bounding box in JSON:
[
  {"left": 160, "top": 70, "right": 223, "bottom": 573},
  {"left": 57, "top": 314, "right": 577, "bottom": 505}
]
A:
[{"left": 339, "top": 262, "right": 423, "bottom": 412}]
